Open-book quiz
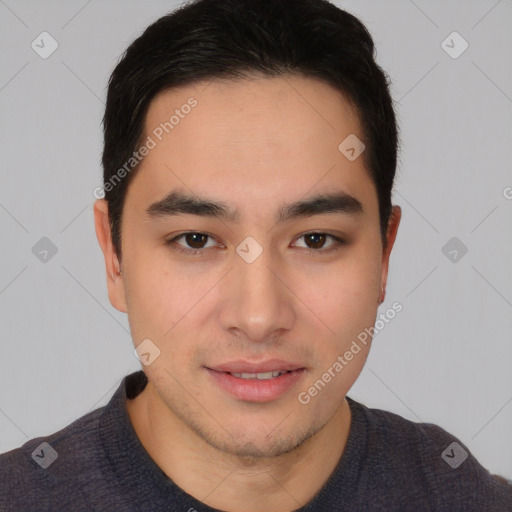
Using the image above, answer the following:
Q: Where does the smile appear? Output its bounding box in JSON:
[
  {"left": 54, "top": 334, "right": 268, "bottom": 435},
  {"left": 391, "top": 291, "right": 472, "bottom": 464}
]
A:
[{"left": 206, "top": 367, "right": 306, "bottom": 402}]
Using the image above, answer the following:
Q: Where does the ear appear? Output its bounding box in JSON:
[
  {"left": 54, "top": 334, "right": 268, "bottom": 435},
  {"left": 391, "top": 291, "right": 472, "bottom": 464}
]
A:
[
  {"left": 378, "top": 205, "right": 401, "bottom": 304},
  {"left": 93, "top": 199, "right": 127, "bottom": 313}
]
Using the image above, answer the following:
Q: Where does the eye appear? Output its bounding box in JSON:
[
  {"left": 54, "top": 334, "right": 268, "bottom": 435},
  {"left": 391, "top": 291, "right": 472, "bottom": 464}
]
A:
[
  {"left": 164, "top": 232, "right": 219, "bottom": 255},
  {"left": 164, "top": 231, "right": 346, "bottom": 256},
  {"left": 293, "top": 232, "right": 345, "bottom": 254}
]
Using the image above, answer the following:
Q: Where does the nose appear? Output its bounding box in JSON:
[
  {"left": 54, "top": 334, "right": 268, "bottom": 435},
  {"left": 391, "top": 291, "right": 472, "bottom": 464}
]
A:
[{"left": 218, "top": 245, "right": 295, "bottom": 344}]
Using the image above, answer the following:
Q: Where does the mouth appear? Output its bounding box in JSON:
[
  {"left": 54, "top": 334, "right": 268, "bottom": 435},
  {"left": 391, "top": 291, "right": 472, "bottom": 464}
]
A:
[
  {"left": 205, "top": 361, "right": 306, "bottom": 402},
  {"left": 228, "top": 370, "right": 293, "bottom": 380},
  {"left": 208, "top": 359, "right": 305, "bottom": 375}
]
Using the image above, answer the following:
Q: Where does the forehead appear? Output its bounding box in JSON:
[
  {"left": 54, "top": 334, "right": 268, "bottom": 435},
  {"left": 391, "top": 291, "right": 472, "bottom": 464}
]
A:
[
  {"left": 129, "top": 74, "right": 376, "bottom": 220},
  {"left": 144, "top": 74, "right": 361, "bottom": 154}
]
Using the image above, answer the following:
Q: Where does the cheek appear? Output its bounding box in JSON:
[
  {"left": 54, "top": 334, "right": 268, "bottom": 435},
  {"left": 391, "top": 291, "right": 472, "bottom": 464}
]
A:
[
  {"left": 297, "top": 260, "right": 378, "bottom": 401},
  {"left": 123, "top": 246, "right": 219, "bottom": 367},
  {"left": 293, "top": 253, "right": 381, "bottom": 342},
  {"left": 121, "top": 240, "right": 178, "bottom": 343},
  {"left": 125, "top": 269, "right": 187, "bottom": 339}
]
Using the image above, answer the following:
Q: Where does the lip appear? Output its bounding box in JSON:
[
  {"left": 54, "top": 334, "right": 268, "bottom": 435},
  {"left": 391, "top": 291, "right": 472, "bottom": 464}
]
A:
[
  {"left": 208, "top": 359, "right": 305, "bottom": 374},
  {"left": 205, "top": 360, "right": 306, "bottom": 402}
]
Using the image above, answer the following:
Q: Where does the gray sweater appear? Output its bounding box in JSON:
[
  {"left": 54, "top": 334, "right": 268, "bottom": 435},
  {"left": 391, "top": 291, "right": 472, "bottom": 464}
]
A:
[{"left": 1, "top": 370, "right": 511, "bottom": 511}]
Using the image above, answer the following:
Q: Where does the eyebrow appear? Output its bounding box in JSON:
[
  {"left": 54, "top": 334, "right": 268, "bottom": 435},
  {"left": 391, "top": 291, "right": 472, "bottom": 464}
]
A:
[{"left": 146, "top": 189, "right": 364, "bottom": 224}]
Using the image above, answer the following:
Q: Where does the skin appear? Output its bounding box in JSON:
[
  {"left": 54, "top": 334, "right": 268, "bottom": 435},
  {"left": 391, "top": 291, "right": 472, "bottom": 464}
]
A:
[{"left": 94, "top": 74, "right": 401, "bottom": 511}]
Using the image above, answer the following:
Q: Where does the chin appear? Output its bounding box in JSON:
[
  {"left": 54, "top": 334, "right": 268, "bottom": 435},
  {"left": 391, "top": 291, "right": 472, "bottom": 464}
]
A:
[{"left": 190, "top": 414, "right": 326, "bottom": 461}]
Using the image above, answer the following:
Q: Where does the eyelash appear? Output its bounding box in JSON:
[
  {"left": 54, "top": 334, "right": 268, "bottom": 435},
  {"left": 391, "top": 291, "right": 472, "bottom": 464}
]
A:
[{"left": 164, "top": 232, "right": 346, "bottom": 256}]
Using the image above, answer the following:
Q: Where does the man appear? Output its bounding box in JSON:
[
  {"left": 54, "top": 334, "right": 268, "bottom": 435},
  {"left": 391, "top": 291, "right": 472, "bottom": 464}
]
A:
[{"left": 1, "top": 0, "right": 510, "bottom": 510}]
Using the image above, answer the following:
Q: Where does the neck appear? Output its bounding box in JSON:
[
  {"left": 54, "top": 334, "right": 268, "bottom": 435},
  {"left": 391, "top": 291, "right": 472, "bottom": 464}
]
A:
[{"left": 127, "top": 380, "right": 351, "bottom": 512}]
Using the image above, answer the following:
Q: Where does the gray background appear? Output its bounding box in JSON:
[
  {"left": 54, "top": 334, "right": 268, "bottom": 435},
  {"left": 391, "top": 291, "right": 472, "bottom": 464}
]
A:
[{"left": 1, "top": 0, "right": 511, "bottom": 478}]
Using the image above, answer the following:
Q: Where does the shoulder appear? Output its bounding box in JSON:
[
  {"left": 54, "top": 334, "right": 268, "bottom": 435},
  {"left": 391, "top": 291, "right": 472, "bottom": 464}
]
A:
[
  {"left": 0, "top": 406, "right": 105, "bottom": 511},
  {"left": 348, "top": 397, "right": 512, "bottom": 511}
]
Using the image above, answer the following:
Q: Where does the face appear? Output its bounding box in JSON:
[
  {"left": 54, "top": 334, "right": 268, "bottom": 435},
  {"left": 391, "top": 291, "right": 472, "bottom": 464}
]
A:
[{"left": 95, "top": 74, "right": 400, "bottom": 458}]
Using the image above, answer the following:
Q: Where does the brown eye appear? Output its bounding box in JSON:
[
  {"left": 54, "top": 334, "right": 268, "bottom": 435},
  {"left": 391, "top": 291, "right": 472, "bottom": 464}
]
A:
[
  {"left": 164, "top": 232, "right": 218, "bottom": 255},
  {"left": 183, "top": 233, "right": 209, "bottom": 249},
  {"left": 304, "top": 233, "right": 327, "bottom": 249},
  {"left": 293, "top": 233, "right": 345, "bottom": 254}
]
